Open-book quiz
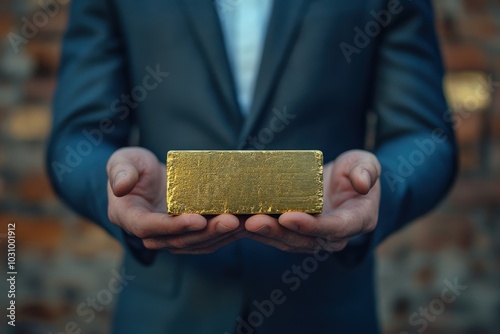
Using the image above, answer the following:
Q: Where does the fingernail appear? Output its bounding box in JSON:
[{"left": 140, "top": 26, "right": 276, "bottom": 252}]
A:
[
  {"left": 113, "top": 170, "right": 126, "bottom": 189},
  {"left": 216, "top": 222, "right": 232, "bottom": 233},
  {"left": 361, "top": 169, "right": 371, "bottom": 186}
]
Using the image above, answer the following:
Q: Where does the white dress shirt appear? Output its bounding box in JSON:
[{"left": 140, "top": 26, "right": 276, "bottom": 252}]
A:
[{"left": 216, "top": 0, "right": 274, "bottom": 115}]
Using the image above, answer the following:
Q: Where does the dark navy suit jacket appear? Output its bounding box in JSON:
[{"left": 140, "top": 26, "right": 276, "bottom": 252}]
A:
[{"left": 47, "top": 0, "right": 457, "bottom": 333}]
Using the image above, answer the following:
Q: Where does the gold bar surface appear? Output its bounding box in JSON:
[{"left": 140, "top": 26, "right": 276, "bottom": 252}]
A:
[{"left": 166, "top": 150, "right": 323, "bottom": 215}]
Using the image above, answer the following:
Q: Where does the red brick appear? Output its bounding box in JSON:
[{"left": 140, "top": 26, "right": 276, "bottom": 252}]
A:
[
  {"left": 26, "top": 40, "right": 61, "bottom": 74},
  {"left": 441, "top": 43, "right": 487, "bottom": 71},
  {"left": 455, "top": 15, "right": 497, "bottom": 40},
  {"left": 69, "top": 220, "right": 122, "bottom": 258},
  {"left": 19, "top": 302, "right": 72, "bottom": 322},
  {"left": 0, "top": 214, "right": 64, "bottom": 253},
  {"left": 0, "top": 14, "right": 14, "bottom": 37},
  {"left": 459, "top": 144, "right": 482, "bottom": 172},
  {"left": 463, "top": 0, "right": 489, "bottom": 12},
  {"left": 454, "top": 111, "right": 484, "bottom": 144},
  {"left": 23, "top": 76, "right": 57, "bottom": 102},
  {"left": 451, "top": 110, "right": 486, "bottom": 172},
  {"left": 6, "top": 104, "right": 51, "bottom": 141},
  {"left": 376, "top": 228, "right": 409, "bottom": 258},
  {"left": 448, "top": 177, "right": 500, "bottom": 207},
  {"left": 415, "top": 266, "right": 435, "bottom": 285},
  {"left": 18, "top": 172, "right": 56, "bottom": 202},
  {"left": 437, "top": 13, "right": 498, "bottom": 48},
  {"left": 35, "top": 7, "right": 69, "bottom": 37},
  {"left": 408, "top": 213, "right": 475, "bottom": 251}
]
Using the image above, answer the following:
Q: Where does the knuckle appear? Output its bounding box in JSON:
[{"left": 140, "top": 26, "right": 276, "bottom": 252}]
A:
[{"left": 131, "top": 226, "right": 148, "bottom": 239}]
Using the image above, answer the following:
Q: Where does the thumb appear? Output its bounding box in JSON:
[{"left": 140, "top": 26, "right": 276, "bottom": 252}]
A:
[
  {"left": 106, "top": 150, "right": 143, "bottom": 197},
  {"left": 345, "top": 152, "right": 381, "bottom": 195}
]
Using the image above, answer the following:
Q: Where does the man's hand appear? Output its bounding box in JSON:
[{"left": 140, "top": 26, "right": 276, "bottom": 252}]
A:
[
  {"left": 244, "top": 150, "right": 381, "bottom": 253},
  {"left": 107, "top": 147, "right": 246, "bottom": 254}
]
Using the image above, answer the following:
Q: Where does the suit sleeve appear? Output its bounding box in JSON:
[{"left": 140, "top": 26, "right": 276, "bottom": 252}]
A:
[
  {"left": 338, "top": 0, "right": 458, "bottom": 265},
  {"left": 46, "top": 0, "right": 154, "bottom": 262}
]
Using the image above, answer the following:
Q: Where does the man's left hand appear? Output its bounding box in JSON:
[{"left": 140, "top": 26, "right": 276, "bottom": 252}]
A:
[{"left": 245, "top": 150, "right": 381, "bottom": 253}]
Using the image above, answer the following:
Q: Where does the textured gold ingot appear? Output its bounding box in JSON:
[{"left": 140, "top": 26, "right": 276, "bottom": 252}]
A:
[{"left": 166, "top": 150, "right": 323, "bottom": 215}]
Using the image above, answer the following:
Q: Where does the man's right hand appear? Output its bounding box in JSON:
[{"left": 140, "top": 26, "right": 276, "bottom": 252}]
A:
[{"left": 106, "top": 147, "right": 246, "bottom": 254}]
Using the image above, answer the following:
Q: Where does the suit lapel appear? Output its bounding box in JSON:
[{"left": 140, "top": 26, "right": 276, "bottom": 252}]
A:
[
  {"left": 178, "top": 0, "right": 243, "bottom": 130},
  {"left": 178, "top": 0, "right": 310, "bottom": 144},
  {"left": 239, "top": 0, "right": 310, "bottom": 143}
]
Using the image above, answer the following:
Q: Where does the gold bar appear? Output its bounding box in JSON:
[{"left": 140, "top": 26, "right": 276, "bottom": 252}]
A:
[{"left": 166, "top": 150, "right": 323, "bottom": 215}]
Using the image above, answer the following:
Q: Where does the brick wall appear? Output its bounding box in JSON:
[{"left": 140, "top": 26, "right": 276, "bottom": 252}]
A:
[
  {"left": 0, "top": 1, "right": 122, "bottom": 334},
  {"left": 0, "top": 1, "right": 499, "bottom": 333},
  {"left": 378, "top": 1, "right": 500, "bottom": 333}
]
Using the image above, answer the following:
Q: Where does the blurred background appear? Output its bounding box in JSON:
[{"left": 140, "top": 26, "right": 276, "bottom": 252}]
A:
[{"left": 0, "top": 0, "right": 499, "bottom": 333}]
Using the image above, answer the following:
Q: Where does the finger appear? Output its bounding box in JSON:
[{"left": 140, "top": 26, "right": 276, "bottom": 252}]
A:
[
  {"left": 144, "top": 214, "right": 241, "bottom": 249},
  {"left": 146, "top": 229, "right": 239, "bottom": 252},
  {"left": 210, "top": 214, "right": 242, "bottom": 233},
  {"left": 112, "top": 203, "right": 208, "bottom": 239},
  {"left": 248, "top": 232, "right": 348, "bottom": 253},
  {"left": 108, "top": 162, "right": 139, "bottom": 197},
  {"left": 245, "top": 214, "right": 278, "bottom": 235},
  {"left": 245, "top": 215, "right": 317, "bottom": 250},
  {"left": 167, "top": 230, "right": 248, "bottom": 254},
  {"left": 245, "top": 233, "right": 315, "bottom": 253},
  {"left": 184, "top": 225, "right": 248, "bottom": 251},
  {"left": 348, "top": 158, "right": 381, "bottom": 195},
  {"left": 279, "top": 211, "right": 365, "bottom": 240},
  {"left": 106, "top": 147, "right": 158, "bottom": 197}
]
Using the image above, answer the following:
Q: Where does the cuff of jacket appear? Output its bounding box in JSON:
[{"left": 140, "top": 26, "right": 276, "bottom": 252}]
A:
[
  {"left": 333, "top": 232, "right": 374, "bottom": 267},
  {"left": 122, "top": 230, "right": 158, "bottom": 265}
]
